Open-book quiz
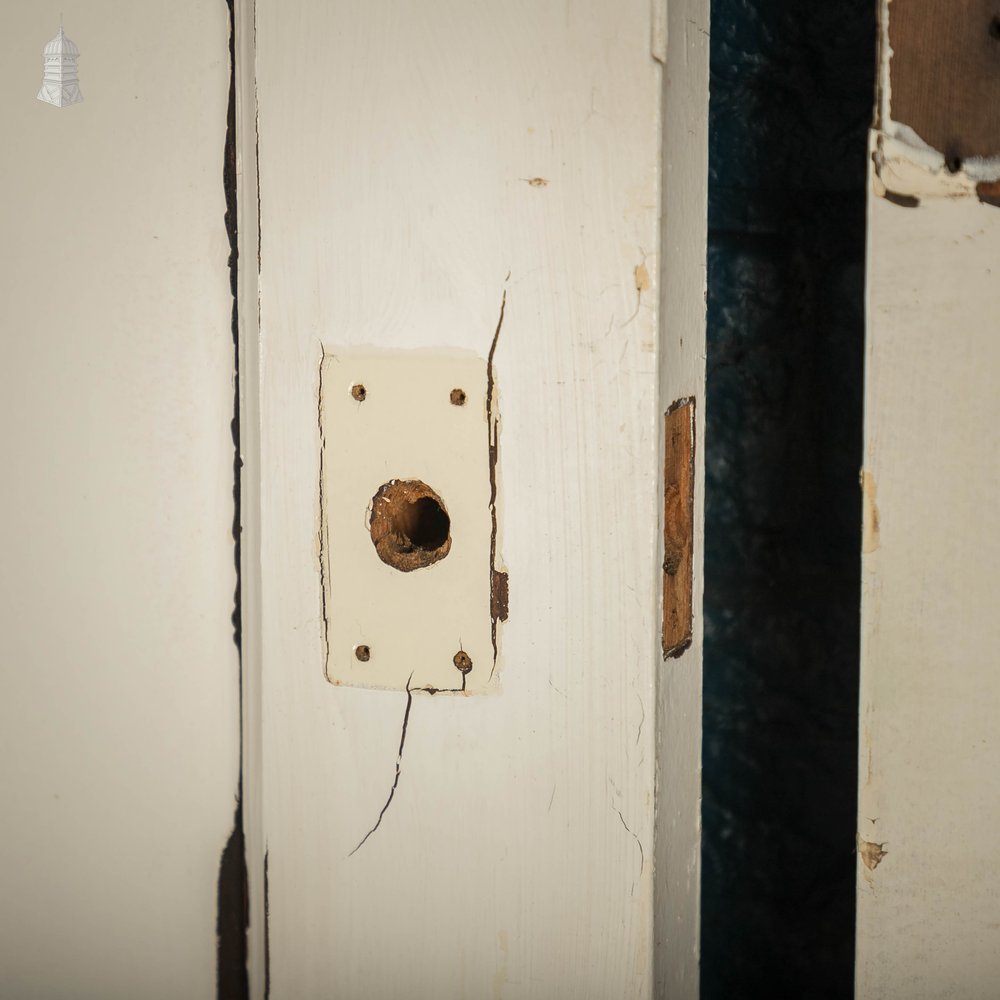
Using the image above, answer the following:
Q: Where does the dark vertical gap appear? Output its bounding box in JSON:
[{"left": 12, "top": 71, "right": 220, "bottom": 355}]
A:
[
  {"left": 702, "top": 1, "right": 875, "bottom": 997},
  {"left": 217, "top": 0, "right": 248, "bottom": 997},
  {"left": 264, "top": 850, "right": 271, "bottom": 999}
]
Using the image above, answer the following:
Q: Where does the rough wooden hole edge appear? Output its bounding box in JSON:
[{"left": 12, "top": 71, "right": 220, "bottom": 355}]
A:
[{"left": 369, "top": 478, "right": 452, "bottom": 572}]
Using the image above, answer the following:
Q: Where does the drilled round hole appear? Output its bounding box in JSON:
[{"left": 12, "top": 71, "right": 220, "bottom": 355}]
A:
[
  {"left": 369, "top": 479, "right": 452, "bottom": 572},
  {"left": 453, "top": 650, "right": 473, "bottom": 674},
  {"left": 355, "top": 644, "right": 371, "bottom": 662},
  {"left": 351, "top": 383, "right": 367, "bottom": 402},
  {"left": 450, "top": 388, "right": 467, "bottom": 406}
]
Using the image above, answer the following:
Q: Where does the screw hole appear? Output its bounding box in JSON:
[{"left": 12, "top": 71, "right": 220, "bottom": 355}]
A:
[
  {"left": 450, "top": 388, "right": 467, "bottom": 406},
  {"left": 355, "top": 644, "right": 371, "bottom": 662},
  {"left": 453, "top": 650, "right": 473, "bottom": 673},
  {"left": 351, "top": 383, "right": 367, "bottom": 402}
]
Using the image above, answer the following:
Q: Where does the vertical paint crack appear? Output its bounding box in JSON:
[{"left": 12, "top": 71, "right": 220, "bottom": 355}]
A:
[
  {"left": 615, "top": 808, "right": 645, "bottom": 896},
  {"left": 217, "top": 1, "right": 248, "bottom": 997},
  {"left": 263, "top": 848, "right": 270, "bottom": 999},
  {"left": 348, "top": 674, "right": 416, "bottom": 856},
  {"left": 253, "top": 0, "right": 261, "bottom": 275},
  {"left": 317, "top": 345, "right": 331, "bottom": 670},
  {"left": 487, "top": 277, "right": 509, "bottom": 679}
]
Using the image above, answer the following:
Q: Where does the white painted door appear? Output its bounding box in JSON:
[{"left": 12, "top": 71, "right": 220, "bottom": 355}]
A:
[
  {"left": 239, "top": 1, "right": 708, "bottom": 997},
  {"left": 0, "top": 4, "right": 240, "bottom": 998},
  {"left": 858, "top": 2, "right": 1000, "bottom": 996}
]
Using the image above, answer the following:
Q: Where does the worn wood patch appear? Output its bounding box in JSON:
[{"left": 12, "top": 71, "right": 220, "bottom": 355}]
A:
[
  {"left": 663, "top": 398, "right": 695, "bottom": 659},
  {"left": 887, "top": 0, "right": 1000, "bottom": 160}
]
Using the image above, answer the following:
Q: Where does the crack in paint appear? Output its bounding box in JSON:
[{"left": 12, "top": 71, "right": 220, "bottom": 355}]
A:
[
  {"left": 859, "top": 838, "right": 888, "bottom": 872},
  {"left": 218, "top": 1, "right": 249, "bottom": 996},
  {"left": 487, "top": 277, "right": 509, "bottom": 680},
  {"left": 349, "top": 674, "right": 416, "bottom": 856},
  {"left": 317, "top": 345, "right": 331, "bottom": 672},
  {"left": 616, "top": 807, "right": 645, "bottom": 896},
  {"left": 263, "top": 848, "right": 270, "bottom": 999},
  {"left": 415, "top": 656, "right": 469, "bottom": 696}
]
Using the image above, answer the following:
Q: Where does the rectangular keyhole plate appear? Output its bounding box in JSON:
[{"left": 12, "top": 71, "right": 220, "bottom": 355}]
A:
[{"left": 319, "top": 350, "right": 500, "bottom": 694}]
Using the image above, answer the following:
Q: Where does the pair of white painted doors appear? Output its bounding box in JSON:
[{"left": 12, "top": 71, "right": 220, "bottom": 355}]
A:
[{"left": 0, "top": 1, "right": 708, "bottom": 997}]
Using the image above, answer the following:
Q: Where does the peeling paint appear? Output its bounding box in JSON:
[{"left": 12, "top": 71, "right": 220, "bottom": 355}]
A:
[
  {"left": 487, "top": 280, "right": 509, "bottom": 677},
  {"left": 635, "top": 261, "right": 651, "bottom": 292},
  {"left": 872, "top": 131, "right": 995, "bottom": 201},
  {"left": 859, "top": 838, "right": 888, "bottom": 871},
  {"left": 491, "top": 569, "right": 509, "bottom": 623},
  {"left": 620, "top": 256, "right": 651, "bottom": 329}
]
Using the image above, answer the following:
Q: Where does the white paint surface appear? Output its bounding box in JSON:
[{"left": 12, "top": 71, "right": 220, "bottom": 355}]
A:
[
  {"left": 858, "top": 152, "right": 1000, "bottom": 995},
  {"left": 0, "top": 4, "right": 238, "bottom": 997},
  {"left": 249, "top": 0, "right": 706, "bottom": 996}
]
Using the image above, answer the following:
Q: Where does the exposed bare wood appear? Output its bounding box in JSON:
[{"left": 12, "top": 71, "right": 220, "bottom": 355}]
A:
[
  {"left": 887, "top": 0, "right": 1000, "bottom": 161},
  {"left": 663, "top": 399, "right": 695, "bottom": 659}
]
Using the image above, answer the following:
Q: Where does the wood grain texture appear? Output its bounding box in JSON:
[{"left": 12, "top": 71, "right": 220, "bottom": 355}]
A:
[
  {"left": 0, "top": 4, "right": 239, "bottom": 996},
  {"left": 887, "top": 0, "right": 1000, "bottom": 158},
  {"left": 858, "top": 156, "right": 1000, "bottom": 998},
  {"left": 663, "top": 399, "right": 695, "bottom": 659},
  {"left": 248, "top": 0, "right": 705, "bottom": 996}
]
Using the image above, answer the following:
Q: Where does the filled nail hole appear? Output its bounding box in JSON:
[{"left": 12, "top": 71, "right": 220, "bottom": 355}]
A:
[
  {"left": 351, "top": 383, "right": 367, "bottom": 402},
  {"left": 355, "top": 644, "right": 371, "bottom": 662},
  {"left": 450, "top": 388, "right": 467, "bottom": 406},
  {"left": 369, "top": 479, "right": 452, "bottom": 572},
  {"left": 453, "top": 650, "right": 473, "bottom": 674}
]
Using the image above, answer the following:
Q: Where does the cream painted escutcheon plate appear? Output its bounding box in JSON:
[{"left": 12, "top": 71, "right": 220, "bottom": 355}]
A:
[{"left": 319, "top": 350, "right": 501, "bottom": 694}]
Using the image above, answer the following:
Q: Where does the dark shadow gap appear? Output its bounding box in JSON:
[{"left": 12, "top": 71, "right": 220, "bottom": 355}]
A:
[
  {"left": 702, "top": 2, "right": 875, "bottom": 996},
  {"left": 217, "top": 0, "right": 249, "bottom": 997}
]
